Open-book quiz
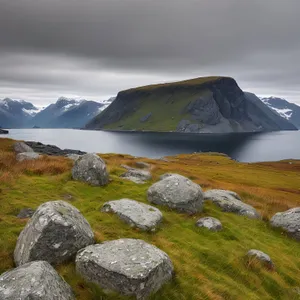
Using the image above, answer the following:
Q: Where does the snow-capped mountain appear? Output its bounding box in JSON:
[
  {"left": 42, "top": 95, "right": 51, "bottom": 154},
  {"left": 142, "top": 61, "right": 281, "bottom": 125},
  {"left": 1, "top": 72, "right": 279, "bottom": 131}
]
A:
[
  {"left": 0, "top": 96, "right": 115, "bottom": 129},
  {"left": 260, "top": 97, "right": 300, "bottom": 129},
  {"left": 29, "top": 97, "right": 111, "bottom": 128},
  {"left": 0, "top": 98, "right": 40, "bottom": 128}
]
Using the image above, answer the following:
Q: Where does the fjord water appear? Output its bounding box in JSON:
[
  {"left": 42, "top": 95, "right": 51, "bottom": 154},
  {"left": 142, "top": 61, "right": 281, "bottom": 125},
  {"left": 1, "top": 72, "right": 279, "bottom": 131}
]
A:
[{"left": 1, "top": 129, "right": 300, "bottom": 162}]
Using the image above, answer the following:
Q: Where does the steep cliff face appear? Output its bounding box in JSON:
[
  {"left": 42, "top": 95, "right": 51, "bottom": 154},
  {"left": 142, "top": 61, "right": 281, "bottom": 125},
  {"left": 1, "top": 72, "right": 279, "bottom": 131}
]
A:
[{"left": 86, "top": 77, "right": 297, "bottom": 133}]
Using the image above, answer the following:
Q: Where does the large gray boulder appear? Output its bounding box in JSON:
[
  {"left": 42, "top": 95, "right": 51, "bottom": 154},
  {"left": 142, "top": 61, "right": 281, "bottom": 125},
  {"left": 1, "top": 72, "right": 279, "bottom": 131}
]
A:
[
  {"left": 204, "top": 189, "right": 260, "bottom": 219},
  {"left": 196, "top": 217, "right": 222, "bottom": 231},
  {"left": 13, "top": 142, "right": 34, "bottom": 154},
  {"left": 0, "top": 261, "right": 74, "bottom": 300},
  {"left": 72, "top": 153, "right": 109, "bottom": 186},
  {"left": 102, "top": 199, "right": 163, "bottom": 231},
  {"left": 76, "top": 239, "right": 173, "bottom": 299},
  {"left": 14, "top": 200, "right": 94, "bottom": 266},
  {"left": 16, "top": 152, "right": 40, "bottom": 162},
  {"left": 247, "top": 249, "right": 274, "bottom": 269},
  {"left": 147, "top": 174, "right": 204, "bottom": 214},
  {"left": 270, "top": 207, "right": 300, "bottom": 240}
]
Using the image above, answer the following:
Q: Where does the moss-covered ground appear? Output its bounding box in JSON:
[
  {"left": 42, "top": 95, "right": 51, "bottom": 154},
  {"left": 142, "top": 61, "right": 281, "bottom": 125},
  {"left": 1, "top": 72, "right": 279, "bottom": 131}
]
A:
[{"left": 1, "top": 138, "right": 300, "bottom": 299}]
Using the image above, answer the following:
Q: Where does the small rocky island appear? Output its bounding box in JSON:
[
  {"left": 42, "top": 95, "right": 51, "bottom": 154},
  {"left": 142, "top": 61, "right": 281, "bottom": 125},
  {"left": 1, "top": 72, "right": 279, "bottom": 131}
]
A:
[{"left": 86, "top": 76, "right": 296, "bottom": 133}]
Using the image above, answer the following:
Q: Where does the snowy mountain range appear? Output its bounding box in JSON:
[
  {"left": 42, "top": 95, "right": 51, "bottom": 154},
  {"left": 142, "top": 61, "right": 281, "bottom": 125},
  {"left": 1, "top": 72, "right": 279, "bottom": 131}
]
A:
[
  {"left": 0, "top": 97, "right": 115, "bottom": 129},
  {"left": 260, "top": 97, "right": 300, "bottom": 129}
]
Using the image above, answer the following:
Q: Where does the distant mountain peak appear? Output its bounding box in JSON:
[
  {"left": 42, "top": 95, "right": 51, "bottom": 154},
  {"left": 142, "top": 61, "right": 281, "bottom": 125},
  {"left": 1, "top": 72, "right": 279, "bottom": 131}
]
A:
[{"left": 260, "top": 96, "right": 300, "bottom": 128}]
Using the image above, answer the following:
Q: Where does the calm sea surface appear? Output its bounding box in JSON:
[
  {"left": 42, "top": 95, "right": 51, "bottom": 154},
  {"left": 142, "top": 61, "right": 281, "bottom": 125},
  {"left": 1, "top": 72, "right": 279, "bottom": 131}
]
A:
[{"left": 1, "top": 129, "right": 300, "bottom": 162}]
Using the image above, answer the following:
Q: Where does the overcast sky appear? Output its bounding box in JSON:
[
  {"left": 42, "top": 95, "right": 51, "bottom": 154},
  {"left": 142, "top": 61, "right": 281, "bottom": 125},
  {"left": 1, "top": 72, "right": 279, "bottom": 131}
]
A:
[{"left": 0, "top": 0, "right": 300, "bottom": 106}]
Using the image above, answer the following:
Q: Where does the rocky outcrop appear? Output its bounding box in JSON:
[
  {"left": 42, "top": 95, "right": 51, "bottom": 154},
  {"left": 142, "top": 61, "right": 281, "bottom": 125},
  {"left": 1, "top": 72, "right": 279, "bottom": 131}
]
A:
[
  {"left": 76, "top": 239, "right": 174, "bottom": 299},
  {"left": 14, "top": 200, "right": 94, "bottom": 266},
  {"left": 196, "top": 217, "right": 222, "bottom": 231},
  {"left": 16, "top": 152, "right": 40, "bottom": 162},
  {"left": 246, "top": 249, "right": 274, "bottom": 269},
  {"left": 204, "top": 189, "right": 260, "bottom": 219},
  {"left": 102, "top": 199, "right": 163, "bottom": 231},
  {"left": 120, "top": 165, "right": 152, "bottom": 184},
  {"left": 0, "top": 128, "right": 9, "bottom": 134},
  {"left": 270, "top": 207, "right": 300, "bottom": 240},
  {"left": 13, "top": 141, "right": 34, "bottom": 153},
  {"left": 86, "top": 76, "right": 297, "bottom": 133},
  {"left": 0, "top": 261, "right": 74, "bottom": 299},
  {"left": 147, "top": 174, "right": 204, "bottom": 214},
  {"left": 25, "top": 141, "right": 86, "bottom": 156},
  {"left": 72, "top": 153, "right": 109, "bottom": 186}
]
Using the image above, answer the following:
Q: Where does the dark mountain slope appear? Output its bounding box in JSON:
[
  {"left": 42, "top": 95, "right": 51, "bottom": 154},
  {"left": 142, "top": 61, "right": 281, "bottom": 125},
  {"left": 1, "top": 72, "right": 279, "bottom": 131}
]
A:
[{"left": 86, "top": 77, "right": 296, "bottom": 133}]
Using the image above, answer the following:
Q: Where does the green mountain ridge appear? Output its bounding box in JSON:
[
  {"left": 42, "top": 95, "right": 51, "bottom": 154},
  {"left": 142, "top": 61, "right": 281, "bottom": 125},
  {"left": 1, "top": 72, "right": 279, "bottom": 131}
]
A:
[{"left": 86, "top": 76, "right": 296, "bottom": 133}]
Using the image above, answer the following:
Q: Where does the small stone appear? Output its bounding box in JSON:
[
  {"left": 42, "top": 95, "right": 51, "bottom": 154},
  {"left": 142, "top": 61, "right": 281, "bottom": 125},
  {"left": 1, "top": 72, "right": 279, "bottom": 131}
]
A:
[
  {"left": 17, "top": 208, "right": 35, "bottom": 219},
  {"left": 101, "top": 199, "right": 163, "bottom": 231},
  {"left": 120, "top": 166, "right": 152, "bottom": 184},
  {"left": 13, "top": 142, "right": 34, "bottom": 154},
  {"left": 204, "top": 189, "right": 260, "bottom": 219},
  {"left": 16, "top": 152, "right": 40, "bottom": 162},
  {"left": 76, "top": 239, "right": 173, "bottom": 299},
  {"left": 0, "top": 261, "right": 74, "bottom": 299},
  {"left": 196, "top": 217, "right": 222, "bottom": 231},
  {"left": 246, "top": 249, "right": 274, "bottom": 269}
]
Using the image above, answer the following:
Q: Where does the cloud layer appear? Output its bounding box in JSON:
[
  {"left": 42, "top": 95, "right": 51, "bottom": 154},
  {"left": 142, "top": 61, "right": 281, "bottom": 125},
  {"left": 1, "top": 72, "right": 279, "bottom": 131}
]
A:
[{"left": 1, "top": 0, "right": 300, "bottom": 105}]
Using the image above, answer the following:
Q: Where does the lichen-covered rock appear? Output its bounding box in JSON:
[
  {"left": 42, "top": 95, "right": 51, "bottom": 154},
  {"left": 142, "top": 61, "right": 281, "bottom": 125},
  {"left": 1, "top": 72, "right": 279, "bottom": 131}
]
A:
[
  {"left": 72, "top": 153, "right": 109, "bottom": 186},
  {"left": 16, "top": 152, "right": 40, "bottom": 162},
  {"left": 147, "top": 174, "right": 203, "bottom": 214},
  {"left": 76, "top": 239, "right": 173, "bottom": 299},
  {"left": 247, "top": 249, "right": 274, "bottom": 269},
  {"left": 14, "top": 200, "right": 94, "bottom": 266},
  {"left": 270, "top": 207, "right": 300, "bottom": 240},
  {"left": 13, "top": 142, "right": 34, "bottom": 154},
  {"left": 17, "top": 208, "right": 35, "bottom": 219},
  {"left": 204, "top": 189, "right": 260, "bottom": 219},
  {"left": 0, "top": 261, "right": 74, "bottom": 300},
  {"left": 102, "top": 199, "right": 162, "bottom": 231},
  {"left": 121, "top": 167, "right": 152, "bottom": 184},
  {"left": 196, "top": 217, "right": 222, "bottom": 231}
]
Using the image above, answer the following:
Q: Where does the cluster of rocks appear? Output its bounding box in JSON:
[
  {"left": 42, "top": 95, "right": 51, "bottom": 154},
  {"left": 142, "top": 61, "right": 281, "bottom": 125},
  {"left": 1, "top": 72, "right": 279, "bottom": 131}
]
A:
[
  {"left": 25, "top": 141, "right": 86, "bottom": 156},
  {"left": 5, "top": 145, "right": 300, "bottom": 298},
  {"left": 13, "top": 141, "right": 87, "bottom": 162},
  {"left": 14, "top": 141, "right": 41, "bottom": 162},
  {"left": 1, "top": 200, "right": 174, "bottom": 299}
]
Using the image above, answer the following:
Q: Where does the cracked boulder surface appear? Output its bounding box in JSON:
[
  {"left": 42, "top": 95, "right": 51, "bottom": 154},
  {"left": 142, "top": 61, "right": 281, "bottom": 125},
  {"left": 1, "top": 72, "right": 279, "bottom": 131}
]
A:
[
  {"left": 76, "top": 239, "right": 174, "bottom": 299},
  {"left": 102, "top": 199, "right": 163, "bottom": 231},
  {"left": 14, "top": 200, "right": 95, "bottom": 266},
  {"left": 0, "top": 261, "right": 74, "bottom": 300},
  {"left": 72, "top": 153, "right": 109, "bottom": 186}
]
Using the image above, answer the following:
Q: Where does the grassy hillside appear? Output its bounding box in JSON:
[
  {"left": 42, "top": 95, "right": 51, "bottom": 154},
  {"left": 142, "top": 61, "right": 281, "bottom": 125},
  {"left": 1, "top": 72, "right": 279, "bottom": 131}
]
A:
[
  {"left": 104, "top": 89, "right": 211, "bottom": 131},
  {"left": 1, "top": 138, "right": 300, "bottom": 299}
]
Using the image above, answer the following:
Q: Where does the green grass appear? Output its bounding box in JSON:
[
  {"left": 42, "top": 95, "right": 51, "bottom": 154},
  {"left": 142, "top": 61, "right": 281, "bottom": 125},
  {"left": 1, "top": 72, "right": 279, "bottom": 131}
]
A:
[
  {"left": 1, "top": 138, "right": 300, "bottom": 299},
  {"left": 104, "top": 89, "right": 212, "bottom": 131},
  {"left": 123, "top": 76, "right": 226, "bottom": 93}
]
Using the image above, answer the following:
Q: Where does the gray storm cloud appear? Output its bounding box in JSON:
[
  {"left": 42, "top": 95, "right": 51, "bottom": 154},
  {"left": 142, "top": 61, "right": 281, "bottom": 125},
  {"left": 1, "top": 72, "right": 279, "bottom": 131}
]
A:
[{"left": 0, "top": 0, "right": 300, "bottom": 105}]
